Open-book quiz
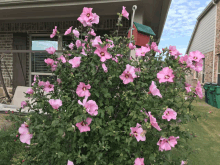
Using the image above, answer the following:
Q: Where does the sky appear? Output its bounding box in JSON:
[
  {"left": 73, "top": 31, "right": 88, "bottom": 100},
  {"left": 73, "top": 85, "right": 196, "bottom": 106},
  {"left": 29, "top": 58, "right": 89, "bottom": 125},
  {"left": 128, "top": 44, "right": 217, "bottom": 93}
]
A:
[{"left": 158, "top": 0, "right": 212, "bottom": 60}]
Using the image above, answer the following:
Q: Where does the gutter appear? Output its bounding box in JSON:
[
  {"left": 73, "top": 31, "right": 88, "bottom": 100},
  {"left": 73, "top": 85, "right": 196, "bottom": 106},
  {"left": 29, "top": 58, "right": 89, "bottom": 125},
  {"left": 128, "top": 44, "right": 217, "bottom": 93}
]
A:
[{"left": 212, "top": 0, "right": 218, "bottom": 83}]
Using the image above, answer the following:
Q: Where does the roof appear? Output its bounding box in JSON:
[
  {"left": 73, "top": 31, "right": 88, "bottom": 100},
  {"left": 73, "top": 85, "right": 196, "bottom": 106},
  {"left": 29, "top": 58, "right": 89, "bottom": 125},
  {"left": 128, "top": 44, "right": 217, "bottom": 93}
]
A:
[
  {"left": 133, "top": 22, "right": 156, "bottom": 36},
  {"left": 185, "top": 0, "right": 219, "bottom": 54}
]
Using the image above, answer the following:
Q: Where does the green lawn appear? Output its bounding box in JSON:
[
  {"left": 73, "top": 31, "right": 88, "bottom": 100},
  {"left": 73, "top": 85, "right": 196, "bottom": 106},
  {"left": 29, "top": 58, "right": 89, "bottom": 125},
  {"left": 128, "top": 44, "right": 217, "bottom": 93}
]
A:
[{"left": 178, "top": 97, "right": 220, "bottom": 164}]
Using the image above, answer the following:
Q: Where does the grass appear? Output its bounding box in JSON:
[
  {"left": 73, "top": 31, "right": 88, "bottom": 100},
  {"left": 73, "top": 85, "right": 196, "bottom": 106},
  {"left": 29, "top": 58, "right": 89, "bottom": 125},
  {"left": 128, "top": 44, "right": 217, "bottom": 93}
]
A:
[
  {"left": 176, "top": 97, "right": 220, "bottom": 164},
  {"left": 0, "top": 97, "right": 220, "bottom": 164}
]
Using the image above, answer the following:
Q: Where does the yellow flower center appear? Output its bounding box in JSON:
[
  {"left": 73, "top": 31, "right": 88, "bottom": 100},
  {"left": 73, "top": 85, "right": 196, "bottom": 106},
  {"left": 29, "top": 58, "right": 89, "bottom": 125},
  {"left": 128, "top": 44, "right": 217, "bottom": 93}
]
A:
[
  {"left": 87, "top": 13, "right": 90, "bottom": 17},
  {"left": 82, "top": 87, "right": 86, "bottom": 91},
  {"left": 100, "top": 52, "right": 105, "bottom": 56},
  {"left": 165, "top": 75, "right": 170, "bottom": 79}
]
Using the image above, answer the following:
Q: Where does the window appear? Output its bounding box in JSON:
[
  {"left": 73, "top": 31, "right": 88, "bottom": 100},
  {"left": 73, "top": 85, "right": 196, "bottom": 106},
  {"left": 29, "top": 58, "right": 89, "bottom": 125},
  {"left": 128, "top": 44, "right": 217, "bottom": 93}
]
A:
[{"left": 202, "top": 58, "right": 205, "bottom": 83}]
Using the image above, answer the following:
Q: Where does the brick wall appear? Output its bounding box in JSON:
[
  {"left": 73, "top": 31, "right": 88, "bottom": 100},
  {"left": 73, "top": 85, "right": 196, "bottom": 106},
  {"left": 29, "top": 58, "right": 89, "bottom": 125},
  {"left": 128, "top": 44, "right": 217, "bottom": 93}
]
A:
[{"left": 0, "top": 33, "right": 13, "bottom": 87}]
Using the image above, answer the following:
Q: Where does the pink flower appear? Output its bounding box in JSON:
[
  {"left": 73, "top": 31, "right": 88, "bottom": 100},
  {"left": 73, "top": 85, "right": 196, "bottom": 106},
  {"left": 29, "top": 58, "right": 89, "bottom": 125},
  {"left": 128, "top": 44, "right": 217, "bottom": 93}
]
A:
[
  {"left": 135, "top": 46, "right": 150, "bottom": 57},
  {"left": 46, "top": 47, "right": 56, "bottom": 54},
  {"left": 179, "top": 54, "right": 189, "bottom": 65},
  {"left": 148, "top": 112, "right": 162, "bottom": 131},
  {"left": 44, "top": 58, "right": 54, "bottom": 66},
  {"left": 194, "top": 59, "right": 203, "bottom": 72},
  {"left": 18, "top": 123, "right": 33, "bottom": 145},
  {"left": 102, "top": 63, "right": 108, "bottom": 73},
  {"left": 49, "top": 99, "right": 62, "bottom": 110},
  {"left": 91, "top": 36, "right": 102, "bottom": 47},
  {"left": 84, "top": 36, "right": 88, "bottom": 42},
  {"left": 134, "top": 158, "right": 145, "bottom": 165},
  {"left": 50, "top": 26, "right": 57, "bottom": 38},
  {"left": 128, "top": 42, "right": 136, "bottom": 50},
  {"left": 157, "top": 67, "right": 175, "bottom": 83},
  {"left": 16, "top": 134, "right": 19, "bottom": 137},
  {"left": 26, "top": 88, "right": 34, "bottom": 95},
  {"left": 69, "top": 43, "right": 74, "bottom": 50},
  {"left": 64, "top": 26, "right": 73, "bottom": 35},
  {"left": 181, "top": 160, "right": 187, "bottom": 165},
  {"left": 88, "top": 28, "right": 96, "bottom": 36},
  {"left": 122, "top": 6, "right": 129, "bottom": 20},
  {"left": 169, "top": 46, "right": 182, "bottom": 59},
  {"left": 94, "top": 45, "right": 112, "bottom": 62},
  {"left": 185, "top": 83, "right": 192, "bottom": 93},
  {"left": 195, "top": 81, "right": 203, "bottom": 99},
  {"left": 21, "top": 101, "right": 27, "bottom": 109},
  {"left": 157, "top": 136, "right": 179, "bottom": 151},
  {"left": 78, "top": 96, "right": 88, "bottom": 107},
  {"left": 75, "top": 40, "right": 82, "bottom": 48},
  {"left": 76, "top": 82, "right": 91, "bottom": 97},
  {"left": 85, "top": 100, "right": 99, "bottom": 116},
  {"left": 119, "top": 64, "right": 137, "bottom": 84},
  {"left": 43, "top": 81, "right": 54, "bottom": 93},
  {"left": 149, "top": 81, "right": 162, "bottom": 98},
  {"left": 188, "top": 50, "right": 205, "bottom": 63},
  {"left": 51, "top": 63, "right": 58, "bottom": 71},
  {"left": 38, "top": 81, "right": 45, "bottom": 87},
  {"left": 67, "top": 160, "right": 74, "bottom": 165},
  {"left": 106, "top": 39, "right": 114, "bottom": 48},
  {"left": 72, "top": 29, "right": 80, "bottom": 38},
  {"left": 130, "top": 123, "right": 146, "bottom": 142},
  {"left": 81, "top": 48, "right": 87, "bottom": 56},
  {"left": 69, "top": 57, "right": 81, "bottom": 68},
  {"left": 77, "top": 7, "right": 99, "bottom": 27},
  {"left": 151, "top": 42, "right": 161, "bottom": 53},
  {"left": 162, "top": 108, "right": 177, "bottom": 121},
  {"left": 57, "top": 55, "right": 66, "bottom": 63},
  {"left": 57, "top": 78, "right": 61, "bottom": 84},
  {"left": 112, "top": 57, "right": 118, "bottom": 63},
  {"left": 76, "top": 117, "right": 92, "bottom": 133}
]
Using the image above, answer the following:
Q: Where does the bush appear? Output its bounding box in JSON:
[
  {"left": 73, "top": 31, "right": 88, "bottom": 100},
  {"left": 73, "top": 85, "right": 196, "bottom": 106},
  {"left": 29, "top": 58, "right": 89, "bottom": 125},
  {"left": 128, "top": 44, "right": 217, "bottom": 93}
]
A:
[{"left": 6, "top": 6, "right": 205, "bottom": 165}]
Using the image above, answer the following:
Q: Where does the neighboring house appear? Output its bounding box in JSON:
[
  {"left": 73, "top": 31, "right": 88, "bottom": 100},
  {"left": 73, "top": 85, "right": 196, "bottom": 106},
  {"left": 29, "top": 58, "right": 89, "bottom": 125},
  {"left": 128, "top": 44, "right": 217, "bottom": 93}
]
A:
[
  {"left": 185, "top": 0, "right": 220, "bottom": 93},
  {"left": 0, "top": 0, "right": 171, "bottom": 94}
]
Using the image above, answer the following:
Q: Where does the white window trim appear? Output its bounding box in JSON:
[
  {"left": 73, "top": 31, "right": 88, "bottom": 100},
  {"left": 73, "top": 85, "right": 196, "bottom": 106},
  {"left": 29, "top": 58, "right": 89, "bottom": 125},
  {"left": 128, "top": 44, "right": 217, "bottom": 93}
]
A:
[{"left": 29, "top": 34, "right": 62, "bottom": 87}]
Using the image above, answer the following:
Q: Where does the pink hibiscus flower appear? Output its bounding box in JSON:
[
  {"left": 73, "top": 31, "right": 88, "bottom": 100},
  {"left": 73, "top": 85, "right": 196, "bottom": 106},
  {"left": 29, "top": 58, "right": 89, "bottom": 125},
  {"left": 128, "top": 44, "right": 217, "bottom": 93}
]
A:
[
  {"left": 43, "top": 81, "right": 54, "bottom": 93},
  {"left": 69, "top": 43, "right": 74, "bottom": 50},
  {"left": 162, "top": 108, "right": 177, "bottom": 121},
  {"left": 185, "top": 83, "right": 192, "bottom": 93},
  {"left": 45, "top": 47, "right": 56, "bottom": 54},
  {"left": 18, "top": 123, "right": 33, "bottom": 145},
  {"left": 122, "top": 6, "right": 129, "bottom": 20},
  {"left": 85, "top": 100, "right": 99, "bottom": 116},
  {"left": 128, "top": 42, "right": 136, "bottom": 50},
  {"left": 119, "top": 64, "right": 137, "bottom": 84},
  {"left": 106, "top": 39, "right": 114, "bottom": 48},
  {"left": 21, "top": 101, "right": 27, "bottom": 109},
  {"left": 134, "top": 158, "right": 145, "bottom": 165},
  {"left": 64, "top": 26, "right": 73, "bottom": 35},
  {"left": 49, "top": 99, "right": 62, "bottom": 110},
  {"left": 91, "top": 36, "right": 102, "bottom": 47},
  {"left": 57, "top": 78, "right": 62, "bottom": 84},
  {"left": 75, "top": 40, "right": 82, "bottom": 48},
  {"left": 44, "top": 58, "right": 54, "bottom": 66},
  {"left": 57, "top": 55, "right": 66, "bottom": 63},
  {"left": 50, "top": 26, "right": 57, "bottom": 38},
  {"left": 181, "top": 160, "right": 187, "bottom": 165},
  {"left": 149, "top": 81, "right": 162, "bottom": 98},
  {"left": 76, "top": 117, "right": 92, "bottom": 133},
  {"left": 169, "top": 45, "right": 182, "bottom": 59},
  {"left": 69, "top": 57, "right": 81, "bottom": 68},
  {"left": 94, "top": 45, "right": 112, "bottom": 62},
  {"left": 77, "top": 7, "right": 99, "bottom": 27},
  {"left": 188, "top": 50, "right": 205, "bottom": 63},
  {"left": 67, "top": 160, "right": 74, "bottom": 165},
  {"left": 151, "top": 42, "right": 161, "bottom": 53},
  {"left": 76, "top": 82, "right": 91, "bottom": 97},
  {"left": 148, "top": 112, "right": 162, "bottom": 131},
  {"left": 157, "top": 136, "right": 179, "bottom": 151},
  {"left": 102, "top": 63, "right": 108, "bottom": 73},
  {"left": 26, "top": 88, "right": 34, "bottom": 94},
  {"left": 38, "top": 80, "right": 45, "bottom": 87},
  {"left": 130, "top": 123, "right": 146, "bottom": 142},
  {"left": 157, "top": 67, "right": 175, "bottom": 83},
  {"left": 179, "top": 54, "right": 189, "bottom": 65},
  {"left": 88, "top": 28, "right": 96, "bottom": 36},
  {"left": 72, "top": 29, "right": 80, "bottom": 38},
  {"left": 135, "top": 46, "right": 150, "bottom": 57},
  {"left": 195, "top": 81, "right": 203, "bottom": 99}
]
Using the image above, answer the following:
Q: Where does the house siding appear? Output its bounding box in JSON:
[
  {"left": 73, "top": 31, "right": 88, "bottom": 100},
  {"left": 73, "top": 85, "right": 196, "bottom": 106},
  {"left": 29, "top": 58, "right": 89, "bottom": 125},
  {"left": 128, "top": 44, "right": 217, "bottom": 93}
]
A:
[
  {"left": 0, "top": 18, "right": 129, "bottom": 88},
  {"left": 188, "top": 5, "right": 216, "bottom": 54}
]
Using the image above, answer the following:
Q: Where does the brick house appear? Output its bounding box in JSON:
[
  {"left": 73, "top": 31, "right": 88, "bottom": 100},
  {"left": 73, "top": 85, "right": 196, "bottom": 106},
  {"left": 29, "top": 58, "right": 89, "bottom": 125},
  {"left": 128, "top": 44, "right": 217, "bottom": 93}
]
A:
[
  {"left": 185, "top": 0, "right": 220, "bottom": 93},
  {"left": 0, "top": 0, "right": 171, "bottom": 95}
]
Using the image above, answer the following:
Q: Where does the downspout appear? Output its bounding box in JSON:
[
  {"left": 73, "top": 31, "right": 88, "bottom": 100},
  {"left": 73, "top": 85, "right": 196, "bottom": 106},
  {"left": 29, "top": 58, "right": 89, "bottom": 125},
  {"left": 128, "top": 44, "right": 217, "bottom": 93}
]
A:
[{"left": 212, "top": 0, "right": 217, "bottom": 83}]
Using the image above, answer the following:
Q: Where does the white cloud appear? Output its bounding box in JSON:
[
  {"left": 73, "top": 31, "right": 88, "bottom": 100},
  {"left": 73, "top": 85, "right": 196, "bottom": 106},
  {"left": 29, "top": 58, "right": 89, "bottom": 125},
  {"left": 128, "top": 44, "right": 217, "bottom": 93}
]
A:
[{"left": 161, "top": 0, "right": 210, "bottom": 39}]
